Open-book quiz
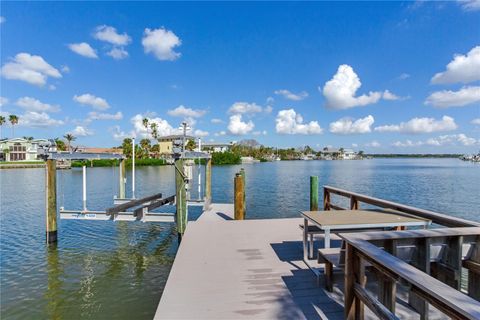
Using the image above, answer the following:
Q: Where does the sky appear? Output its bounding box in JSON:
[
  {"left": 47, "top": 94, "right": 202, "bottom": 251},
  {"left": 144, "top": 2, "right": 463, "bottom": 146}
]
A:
[{"left": 0, "top": 1, "right": 479, "bottom": 153}]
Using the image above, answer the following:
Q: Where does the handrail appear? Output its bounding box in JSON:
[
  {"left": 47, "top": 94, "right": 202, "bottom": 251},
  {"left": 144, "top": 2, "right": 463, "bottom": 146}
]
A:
[{"left": 324, "top": 186, "right": 480, "bottom": 228}]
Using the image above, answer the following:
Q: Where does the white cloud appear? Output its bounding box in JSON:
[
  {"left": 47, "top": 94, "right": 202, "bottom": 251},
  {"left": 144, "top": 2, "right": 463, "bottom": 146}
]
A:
[
  {"left": 16, "top": 97, "right": 60, "bottom": 113},
  {"left": 131, "top": 114, "right": 175, "bottom": 138},
  {"left": 142, "top": 27, "right": 181, "bottom": 61},
  {"left": 93, "top": 25, "right": 131, "bottom": 46},
  {"left": 214, "top": 131, "right": 226, "bottom": 137},
  {"left": 1, "top": 52, "right": 62, "bottom": 86},
  {"left": 431, "top": 46, "right": 480, "bottom": 84},
  {"left": 425, "top": 86, "right": 480, "bottom": 108},
  {"left": 211, "top": 118, "right": 223, "bottom": 124},
  {"left": 228, "top": 114, "right": 254, "bottom": 135},
  {"left": 275, "top": 109, "right": 323, "bottom": 135},
  {"left": 167, "top": 105, "right": 207, "bottom": 118},
  {"left": 383, "top": 90, "right": 408, "bottom": 101},
  {"left": 0, "top": 97, "right": 8, "bottom": 107},
  {"left": 18, "top": 111, "right": 64, "bottom": 127},
  {"left": 70, "top": 126, "right": 94, "bottom": 137},
  {"left": 398, "top": 73, "right": 410, "bottom": 80},
  {"left": 87, "top": 111, "right": 123, "bottom": 121},
  {"left": 194, "top": 129, "right": 209, "bottom": 137},
  {"left": 365, "top": 141, "right": 381, "bottom": 148},
  {"left": 352, "top": 143, "right": 358, "bottom": 148},
  {"left": 264, "top": 105, "right": 273, "bottom": 114},
  {"left": 266, "top": 96, "right": 275, "bottom": 104},
  {"left": 274, "top": 89, "right": 309, "bottom": 101},
  {"left": 107, "top": 47, "right": 129, "bottom": 60},
  {"left": 73, "top": 93, "right": 110, "bottom": 110},
  {"left": 329, "top": 115, "right": 374, "bottom": 134},
  {"left": 110, "top": 125, "right": 130, "bottom": 141},
  {"left": 374, "top": 116, "right": 457, "bottom": 134},
  {"left": 252, "top": 130, "right": 267, "bottom": 136},
  {"left": 0, "top": 16, "right": 5, "bottom": 24},
  {"left": 61, "top": 65, "right": 70, "bottom": 73},
  {"left": 457, "top": 0, "right": 480, "bottom": 12},
  {"left": 228, "top": 102, "right": 263, "bottom": 114},
  {"left": 68, "top": 42, "right": 98, "bottom": 59},
  {"left": 322, "top": 64, "right": 382, "bottom": 109},
  {"left": 472, "top": 118, "right": 480, "bottom": 125},
  {"left": 393, "top": 134, "right": 478, "bottom": 147}
]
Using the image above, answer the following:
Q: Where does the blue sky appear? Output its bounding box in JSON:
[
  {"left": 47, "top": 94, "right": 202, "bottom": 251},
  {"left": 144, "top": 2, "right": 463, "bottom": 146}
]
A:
[{"left": 1, "top": 1, "right": 479, "bottom": 153}]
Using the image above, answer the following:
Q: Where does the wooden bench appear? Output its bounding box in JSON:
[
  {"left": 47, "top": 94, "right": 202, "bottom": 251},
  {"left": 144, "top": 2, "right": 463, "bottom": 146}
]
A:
[{"left": 318, "top": 244, "right": 346, "bottom": 292}]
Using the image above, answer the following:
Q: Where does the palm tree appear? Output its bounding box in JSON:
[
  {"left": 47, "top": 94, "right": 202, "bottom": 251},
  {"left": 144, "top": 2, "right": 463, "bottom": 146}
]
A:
[
  {"left": 9, "top": 115, "right": 19, "bottom": 137},
  {"left": 63, "top": 133, "right": 76, "bottom": 152},
  {"left": 186, "top": 139, "right": 196, "bottom": 151},
  {"left": 0, "top": 116, "right": 5, "bottom": 139},
  {"left": 140, "top": 138, "right": 151, "bottom": 158},
  {"left": 54, "top": 138, "right": 66, "bottom": 151},
  {"left": 142, "top": 118, "right": 149, "bottom": 137},
  {"left": 150, "top": 122, "right": 158, "bottom": 140},
  {"left": 23, "top": 136, "right": 34, "bottom": 142}
]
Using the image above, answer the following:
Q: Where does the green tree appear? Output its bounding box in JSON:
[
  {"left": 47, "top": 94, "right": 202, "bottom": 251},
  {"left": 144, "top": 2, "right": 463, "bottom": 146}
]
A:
[
  {"left": 122, "top": 138, "right": 133, "bottom": 158},
  {"left": 186, "top": 139, "right": 196, "bottom": 151},
  {"left": 150, "top": 122, "right": 158, "bottom": 140},
  {"left": 63, "top": 133, "right": 76, "bottom": 151},
  {"left": 9, "top": 115, "right": 19, "bottom": 137},
  {"left": 0, "top": 116, "right": 5, "bottom": 139},
  {"left": 139, "top": 138, "right": 151, "bottom": 158},
  {"left": 54, "top": 138, "right": 66, "bottom": 151},
  {"left": 23, "top": 136, "right": 34, "bottom": 141},
  {"left": 142, "top": 118, "right": 149, "bottom": 136}
]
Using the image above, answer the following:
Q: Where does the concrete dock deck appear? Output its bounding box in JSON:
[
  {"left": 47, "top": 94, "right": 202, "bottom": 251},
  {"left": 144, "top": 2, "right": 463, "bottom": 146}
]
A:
[{"left": 155, "top": 204, "right": 345, "bottom": 319}]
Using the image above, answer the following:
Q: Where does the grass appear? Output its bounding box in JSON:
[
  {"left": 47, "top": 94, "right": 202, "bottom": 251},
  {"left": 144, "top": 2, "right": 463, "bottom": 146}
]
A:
[{"left": 0, "top": 161, "right": 44, "bottom": 165}]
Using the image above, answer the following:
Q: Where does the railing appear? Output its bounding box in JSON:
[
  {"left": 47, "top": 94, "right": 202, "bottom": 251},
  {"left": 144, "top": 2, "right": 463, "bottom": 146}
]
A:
[
  {"left": 323, "top": 186, "right": 480, "bottom": 228},
  {"left": 341, "top": 227, "right": 480, "bottom": 320}
]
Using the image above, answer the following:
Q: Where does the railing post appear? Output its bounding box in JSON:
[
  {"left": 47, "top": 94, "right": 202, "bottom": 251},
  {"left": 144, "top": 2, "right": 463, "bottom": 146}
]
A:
[
  {"left": 467, "top": 237, "right": 480, "bottom": 300},
  {"left": 46, "top": 159, "right": 58, "bottom": 244},
  {"left": 119, "top": 158, "right": 126, "bottom": 199},
  {"left": 310, "top": 176, "right": 318, "bottom": 211},
  {"left": 240, "top": 168, "right": 246, "bottom": 217},
  {"left": 350, "top": 196, "right": 359, "bottom": 210},
  {"left": 175, "top": 158, "right": 187, "bottom": 241},
  {"left": 379, "top": 240, "right": 397, "bottom": 314},
  {"left": 323, "top": 187, "right": 331, "bottom": 210},
  {"left": 205, "top": 158, "right": 212, "bottom": 207},
  {"left": 345, "top": 243, "right": 356, "bottom": 319},
  {"left": 409, "top": 238, "right": 430, "bottom": 319},
  {"left": 234, "top": 173, "right": 245, "bottom": 220}
]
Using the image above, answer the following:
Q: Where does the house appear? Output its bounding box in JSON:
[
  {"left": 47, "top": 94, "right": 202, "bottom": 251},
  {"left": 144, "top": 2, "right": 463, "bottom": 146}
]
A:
[
  {"left": 158, "top": 135, "right": 194, "bottom": 155},
  {"left": 202, "top": 142, "right": 233, "bottom": 153},
  {"left": 342, "top": 148, "right": 357, "bottom": 160},
  {"left": 320, "top": 147, "right": 341, "bottom": 160},
  {"left": 0, "top": 138, "right": 55, "bottom": 161}
]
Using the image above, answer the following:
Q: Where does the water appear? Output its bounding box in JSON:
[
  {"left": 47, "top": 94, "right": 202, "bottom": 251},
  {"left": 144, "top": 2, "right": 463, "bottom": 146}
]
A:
[{"left": 1, "top": 159, "right": 479, "bottom": 319}]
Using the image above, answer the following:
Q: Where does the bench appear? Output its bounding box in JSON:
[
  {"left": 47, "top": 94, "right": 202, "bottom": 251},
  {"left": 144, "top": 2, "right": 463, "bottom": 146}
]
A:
[{"left": 318, "top": 244, "right": 345, "bottom": 292}]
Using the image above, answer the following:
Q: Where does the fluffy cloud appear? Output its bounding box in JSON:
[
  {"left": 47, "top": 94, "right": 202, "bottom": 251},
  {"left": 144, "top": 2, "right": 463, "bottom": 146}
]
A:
[
  {"left": 214, "top": 131, "right": 226, "bottom": 137},
  {"left": 393, "top": 134, "right": 478, "bottom": 147},
  {"left": 398, "top": 73, "right": 410, "bottom": 80},
  {"left": 322, "top": 64, "right": 382, "bottom": 109},
  {"left": 18, "top": 111, "right": 64, "bottom": 127},
  {"left": 110, "top": 125, "right": 130, "bottom": 140},
  {"left": 228, "top": 102, "right": 263, "bottom": 114},
  {"left": 16, "top": 97, "right": 60, "bottom": 113},
  {"left": 167, "top": 105, "right": 207, "bottom": 118},
  {"left": 431, "top": 46, "right": 480, "bottom": 84},
  {"left": 68, "top": 42, "right": 98, "bottom": 59},
  {"left": 253, "top": 130, "right": 267, "bottom": 136},
  {"left": 211, "top": 118, "right": 223, "bottom": 124},
  {"left": 73, "top": 93, "right": 110, "bottom": 110},
  {"left": 425, "top": 86, "right": 480, "bottom": 108},
  {"left": 0, "top": 97, "right": 8, "bottom": 107},
  {"left": 107, "top": 47, "right": 129, "bottom": 60},
  {"left": 142, "top": 27, "right": 181, "bottom": 61},
  {"left": 458, "top": 0, "right": 480, "bottom": 11},
  {"left": 228, "top": 114, "right": 254, "bottom": 135},
  {"left": 194, "top": 129, "right": 209, "bottom": 137},
  {"left": 329, "top": 115, "right": 374, "bottom": 134},
  {"left": 275, "top": 109, "right": 323, "bottom": 135},
  {"left": 472, "top": 118, "right": 480, "bottom": 125},
  {"left": 70, "top": 126, "right": 94, "bottom": 137},
  {"left": 93, "top": 25, "right": 131, "bottom": 46},
  {"left": 374, "top": 116, "right": 457, "bottom": 134},
  {"left": 87, "top": 111, "right": 123, "bottom": 121},
  {"left": 274, "top": 89, "right": 309, "bottom": 101},
  {"left": 1, "top": 53, "right": 62, "bottom": 86},
  {"left": 365, "top": 141, "right": 381, "bottom": 147},
  {"left": 382, "top": 90, "right": 408, "bottom": 101},
  {"left": 131, "top": 114, "right": 175, "bottom": 138}
]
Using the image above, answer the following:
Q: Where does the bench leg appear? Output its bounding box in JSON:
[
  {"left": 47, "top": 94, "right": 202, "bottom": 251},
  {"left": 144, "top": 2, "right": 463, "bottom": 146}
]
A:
[
  {"left": 325, "top": 262, "right": 333, "bottom": 292},
  {"left": 309, "top": 233, "right": 314, "bottom": 259}
]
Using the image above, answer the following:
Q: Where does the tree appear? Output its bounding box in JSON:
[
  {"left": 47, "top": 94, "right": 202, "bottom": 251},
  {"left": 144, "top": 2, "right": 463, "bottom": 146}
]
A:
[
  {"left": 140, "top": 138, "right": 151, "bottom": 158},
  {"left": 0, "top": 116, "right": 5, "bottom": 139},
  {"left": 186, "top": 139, "right": 196, "bottom": 151},
  {"left": 121, "top": 138, "right": 133, "bottom": 158},
  {"left": 54, "top": 138, "right": 66, "bottom": 151},
  {"left": 63, "top": 133, "right": 76, "bottom": 151},
  {"left": 9, "top": 115, "right": 19, "bottom": 137},
  {"left": 150, "top": 122, "right": 158, "bottom": 140},
  {"left": 23, "top": 136, "right": 34, "bottom": 141},
  {"left": 142, "top": 118, "right": 149, "bottom": 136}
]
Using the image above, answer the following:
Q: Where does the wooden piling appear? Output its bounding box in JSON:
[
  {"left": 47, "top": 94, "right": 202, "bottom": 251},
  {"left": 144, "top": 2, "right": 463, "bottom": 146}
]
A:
[
  {"left": 234, "top": 173, "right": 245, "bottom": 220},
  {"left": 46, "top": 159, "right": 58, "bottom": 243},
  {"left": 119, "top": 158, "right": 126, "bottom": 199},
  {"left": 205, "top": 158, "right": 212, "bottom": 205},
  {"left": 310, "top": 176, "right": 318, "bottom": 211},
  {"left": 240, "top": 168, "right": 246, "bottom": 217},
  {"left": 175, "top": 158, "right": 187, "bottom": 240}
]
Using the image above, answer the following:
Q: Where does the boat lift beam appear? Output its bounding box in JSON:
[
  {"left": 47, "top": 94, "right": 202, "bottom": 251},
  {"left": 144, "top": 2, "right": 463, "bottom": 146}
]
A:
[{"left": 60, "top": 210, "right": 175, "bottom": 222}]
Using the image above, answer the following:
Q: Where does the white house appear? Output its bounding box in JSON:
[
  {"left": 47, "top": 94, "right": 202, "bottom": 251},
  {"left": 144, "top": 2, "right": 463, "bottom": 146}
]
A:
[
  {"left": 342, "top": 148, "right": 357, "bottom": 160},
  {"left": 0, "top": 138, "right": 54, "bottom": 161},
  {"left": 203, "top": 142, "right": 233, "bottom": 153}
]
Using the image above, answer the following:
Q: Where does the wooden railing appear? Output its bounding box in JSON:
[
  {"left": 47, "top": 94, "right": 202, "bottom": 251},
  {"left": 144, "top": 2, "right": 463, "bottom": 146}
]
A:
[
  {"left": 323, "top": 186, "right": 480, "bottom": 228},
  {"left": 341, "top": 227, "right": 480, "bottom": 320}
]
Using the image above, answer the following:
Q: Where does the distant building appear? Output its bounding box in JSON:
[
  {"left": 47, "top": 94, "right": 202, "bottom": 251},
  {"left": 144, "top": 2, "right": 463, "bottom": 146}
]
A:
[
  {"left": 203, "top": 142, "right": 233, "bottom": 153},
  {"left": 319, "top": 147, "right": 358, "bottom": 160},
  {"left": 342, "top": 148, "right": 356, "bottom": 160},
  {"left": 158, "top": 135, "right": 194, "bottom": 155},
  {"left": 0, "top": 138, "right": 54, "bottom": 161}
]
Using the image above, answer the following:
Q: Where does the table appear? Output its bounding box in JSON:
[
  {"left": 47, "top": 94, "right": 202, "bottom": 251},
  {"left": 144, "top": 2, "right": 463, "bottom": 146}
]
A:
[{"left": 300, "top": 209, "right": 431, "bottom": 260}]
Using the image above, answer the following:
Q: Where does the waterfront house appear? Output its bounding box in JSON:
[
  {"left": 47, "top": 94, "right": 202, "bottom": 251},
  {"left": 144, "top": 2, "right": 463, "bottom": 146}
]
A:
[
  {"left": 0, "top": 138, "right": 55, "bottom": 162},
  {"left": 341, "top": 148, "right": 357, "bottom": 160},
  {"left": 202, "top": 142, "right": 233, "bottom": 153},
  {"left": 158, "top": 135, "right": 194, "bottom": 156}
]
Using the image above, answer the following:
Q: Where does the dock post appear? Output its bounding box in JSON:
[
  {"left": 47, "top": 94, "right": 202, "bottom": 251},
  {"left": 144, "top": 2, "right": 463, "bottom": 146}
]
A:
[
  {"left": 205, "top": 158, "right": 212, "bottom": 207},
  {"left": 175, "top": 158, "right": 187, "bottom": 241},
  {"left": 310, "top": 176, "right": 318, "bottom": 211},
  {"left": 46, "top": 159, "right": 58, "bottom": 244},
  {"left": 234, "top": 173, "right": 245, "bottom": 220},
  {"left": 240, "top": 168, "right": 246, "bottom": 217},
  {"left": 119, "top": 158, "right": 126, "bottom": 199}
]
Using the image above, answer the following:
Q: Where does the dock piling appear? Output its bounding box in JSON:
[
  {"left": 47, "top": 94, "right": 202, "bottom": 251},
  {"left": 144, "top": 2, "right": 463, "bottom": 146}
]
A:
[
  {"left": 240, "top": 168, "right": 246, "bottom": 218},
  {"left": 119, "top": 159, "right": 126, "bottom": 199},
  {"left": 205, "top": 158, "right": 212, "bottom": 207},
  {"left": 234, "top": 173, "right": 245, "bottom": 220},
  {"left": 310, "top": 176, "right": 318, "bottom": 211},
  {"left": 175, "top": 158, "right": 187, "bottom": 240},
  {"left": 46, "top": 159, "right": 58, "bottom": 243}
]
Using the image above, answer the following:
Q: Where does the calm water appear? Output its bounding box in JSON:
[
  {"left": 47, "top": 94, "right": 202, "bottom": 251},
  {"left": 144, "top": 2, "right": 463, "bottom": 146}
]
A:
[{"left": 1, "top": 159, "right": 479, "bottom": 319}]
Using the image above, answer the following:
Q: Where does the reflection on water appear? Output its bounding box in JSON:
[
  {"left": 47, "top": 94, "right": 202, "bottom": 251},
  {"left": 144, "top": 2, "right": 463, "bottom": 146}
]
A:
[{"left": 1, "top": 159, "right": 479, "bottom": 319}]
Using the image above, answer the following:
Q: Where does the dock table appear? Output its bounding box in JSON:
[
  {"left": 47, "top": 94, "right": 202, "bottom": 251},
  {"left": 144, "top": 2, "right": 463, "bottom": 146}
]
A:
[{"left": 300, "top": 209, "right": 431, "bottom": 261}]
